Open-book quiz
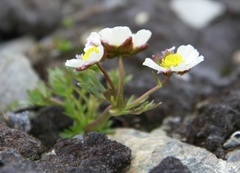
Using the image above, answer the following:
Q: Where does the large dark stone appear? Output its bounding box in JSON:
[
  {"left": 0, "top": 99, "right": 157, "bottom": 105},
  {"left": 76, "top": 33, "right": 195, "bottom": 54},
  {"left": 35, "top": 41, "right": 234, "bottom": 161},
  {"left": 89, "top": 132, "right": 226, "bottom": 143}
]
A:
[
  {"left": 41, "top": 132, "right": 132, "bottom": 173},
  {"left": 0, "top": 0, "right": 62, "bottom": 39},
  {"left": 186, "top": 85, "right": 240, "bottom": 158},
  {"left": 29, "top": 106, "right": 73, "bottom": 149},
  {"left": 149, "top": 156, "right": 191, "bottom": 173},
  {"left": 0, "top": 124, "right": 45, "bottom": 160}
]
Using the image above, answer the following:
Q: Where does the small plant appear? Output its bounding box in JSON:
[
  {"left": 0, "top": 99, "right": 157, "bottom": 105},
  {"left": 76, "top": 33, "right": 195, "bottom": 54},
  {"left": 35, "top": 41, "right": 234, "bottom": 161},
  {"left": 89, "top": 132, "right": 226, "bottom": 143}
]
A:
[{"left": 28, "top": 26, "right": 204, "bottom": 137}]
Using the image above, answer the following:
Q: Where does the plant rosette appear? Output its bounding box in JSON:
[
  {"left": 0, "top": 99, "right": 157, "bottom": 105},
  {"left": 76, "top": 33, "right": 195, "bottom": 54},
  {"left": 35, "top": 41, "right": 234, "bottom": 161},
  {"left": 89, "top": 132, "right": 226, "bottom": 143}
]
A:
[{"left": 143, "top": 44, "right": 204, "bottom": 75}]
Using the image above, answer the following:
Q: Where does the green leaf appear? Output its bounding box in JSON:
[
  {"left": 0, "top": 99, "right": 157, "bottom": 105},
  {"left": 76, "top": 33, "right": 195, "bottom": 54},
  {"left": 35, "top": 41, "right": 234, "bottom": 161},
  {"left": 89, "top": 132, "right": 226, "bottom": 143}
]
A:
[
  {"left": 27, "top": 82, "right": 51, "bottom": 106},
  {"left": 77, "top": 69, "right": 106, "bottom": 99},
  {"left": 48, "top": 67, "right": 73, "bottom": 97}
]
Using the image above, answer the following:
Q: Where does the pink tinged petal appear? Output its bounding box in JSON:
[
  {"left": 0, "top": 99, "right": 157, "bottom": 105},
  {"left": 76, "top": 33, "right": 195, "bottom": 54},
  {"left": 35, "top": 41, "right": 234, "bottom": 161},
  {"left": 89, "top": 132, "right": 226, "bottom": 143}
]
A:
[
  {"left": 99, "top": 26, "right": 132, "bottom": 46},
  {"left": 76, "top": 54, "right": 81, "bottom": 59},
  {"left": 143, "top": 58, "right": 168, "bottom": 73},
  {"left": 132, "top": 29, "right": 152, "bottom": 48},
  {"left": 85, "top": 32, "right": 102, "bottom": 47}
]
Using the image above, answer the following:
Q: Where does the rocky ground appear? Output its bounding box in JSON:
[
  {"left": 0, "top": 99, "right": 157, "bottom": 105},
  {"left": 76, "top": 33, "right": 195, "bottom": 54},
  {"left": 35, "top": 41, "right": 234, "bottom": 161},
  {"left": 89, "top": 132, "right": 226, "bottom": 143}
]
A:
[{"left": 0, "top": 0, "right": 240, "bottom": 172}]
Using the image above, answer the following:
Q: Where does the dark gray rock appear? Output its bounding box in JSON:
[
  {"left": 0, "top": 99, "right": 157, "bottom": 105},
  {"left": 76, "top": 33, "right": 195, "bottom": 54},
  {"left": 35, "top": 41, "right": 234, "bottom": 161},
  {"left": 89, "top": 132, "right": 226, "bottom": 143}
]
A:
[
  {"left": 186, "top": 87, "right": 240, "bottom": 158},
  {"left": 0, "top": 124, "right": 45, "bottom": 160},
  {"left": 221, "top": 0, "right": 240, "bottom": 14},
  {"left": 29, "top": 106, "right": 73, "bottom": 149},
  {"left": 41, "top": 132, "right": 132, "bottom": 173},
  {"left": 149, "top": 156, "right": 191, "bottom": 173},
  {"left": 0, "top": 0, "right": 62, "bottom": 39},
  {"left": 0, "top": 149, "right": 44, "bottom": 173}
]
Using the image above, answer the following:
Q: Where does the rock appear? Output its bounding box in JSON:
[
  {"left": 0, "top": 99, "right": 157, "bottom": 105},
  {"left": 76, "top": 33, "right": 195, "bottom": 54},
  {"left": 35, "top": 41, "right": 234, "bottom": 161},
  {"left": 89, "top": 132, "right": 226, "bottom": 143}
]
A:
[
  {"left": 0, "top": 126, "right": 131, "bottom": 172},
  {"left": 149, "top": 156, "right": 191, "bottom": 173},
  {"left": 170, "top": 0, "right": 226, "bottom": 29},
  {"left": 4, "top": 111, "right": 31, "bottom": 132},
  {"left": 110, "top": 128, "right": 240, "bottom": 173},
  {"left": 225, "top": 150, "right": 240, "bottom": 162},
  {"left": 186, "top": 87, "right": 240, "bottom": 158},
  {"left": 41, "top": 132, "right": 131, "bottom": 173},
  {"left": 29, "top": 106, "right": 73, "bottom": 149},
  {"left": 222, "top": 0, "right": 240, "bottom": 14},
  {"left": 0, "top": 50, "right": 39, "bottom": 111},
  {"left": 0, "top": 36, "right": 35, "bottom": 54},
  {"left": 0, "top": 0, "right": 62, "bottom": 39},
  {"left": 0, "top": 124, "right": 45, "bottom": 160},
  {"left": 0, "top": 149, "right": 44, "bottom": 173}
]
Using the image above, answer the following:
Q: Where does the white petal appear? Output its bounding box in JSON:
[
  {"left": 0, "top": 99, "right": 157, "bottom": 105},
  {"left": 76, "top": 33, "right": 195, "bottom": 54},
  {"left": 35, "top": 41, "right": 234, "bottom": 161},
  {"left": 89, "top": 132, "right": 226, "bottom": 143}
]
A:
[
  {"left": 86, "top": 45, "right": 104, "bottom": 62},
  {"left": 85, "top": 32, "right": 101, "bottom": 47},
  {"left": 177, "top": 44, "right": 201, "bottom": 62},
  {"left": 132, "top": 29, "right": 152, "bottom": 47},
  {"left": 170, "top": 63, "right": 192, "bottom": 72},
  {"left": 65, "top": 59, "right": 85, "bottom": 68},
  {"left": 143, "top": 58, "right": 168, "bottom": 73},
  {"left": 99, "top": 26, "right": 132, "bottom": 46},
  {"left": 170, "top": 54, "right": 204, "bottom": 72}
]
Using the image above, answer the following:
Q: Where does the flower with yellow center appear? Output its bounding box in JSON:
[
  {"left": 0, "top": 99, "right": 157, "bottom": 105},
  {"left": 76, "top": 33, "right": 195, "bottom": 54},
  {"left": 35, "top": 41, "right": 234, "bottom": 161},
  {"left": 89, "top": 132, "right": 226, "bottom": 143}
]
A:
[
  {"left": 160, "top": 53, "right": 185, "bottom": 69},
  {"left": 143, "top": 44, "right": 204, "bottom": 74},
  {"left": 65, "top": 33, "right": 104, "bottom": 71}
]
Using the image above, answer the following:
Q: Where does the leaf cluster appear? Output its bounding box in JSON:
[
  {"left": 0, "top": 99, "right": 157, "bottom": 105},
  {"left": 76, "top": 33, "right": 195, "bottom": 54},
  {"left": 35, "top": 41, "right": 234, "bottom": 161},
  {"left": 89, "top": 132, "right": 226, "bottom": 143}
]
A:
[{"left": 27, "top": 66, "right": 111, "bottom": 138}]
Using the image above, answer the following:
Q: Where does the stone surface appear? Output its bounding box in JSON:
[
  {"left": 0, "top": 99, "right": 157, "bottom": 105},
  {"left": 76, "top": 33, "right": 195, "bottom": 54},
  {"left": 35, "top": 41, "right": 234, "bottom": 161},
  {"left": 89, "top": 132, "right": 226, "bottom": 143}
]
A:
[
  {"left": 0, "top": 50, "right": 39, "bottom": 111},
  {"left": 185, "top": 80, "right": 240, "bottom": 158},
  {"left": 222, "top": 0, "right": 240, "bottom": 14},
  {"left": 0, "top": 127, "right": 131, "bottom": 173},
  {"left": 0, "top": 149, "right": 44, "bottom": 173},
  {"left": 29, "top": 106, "right": 73, "bottom": 149},
  {"left": 0, "top": 124, "right": 45, "bottom": 160},
  {"left": 4, "top": 111, "right": 31, "bottom": 132},
  {"left": 170, "top": 0, "right": 226, "bottom": 29},
  {"left": 41, "top": 132, "right": 132, "bottom": 173},
  {"left": 0, "top": 0, "right": 62, "bottom": 39},
  {"left": 149, "top": 156, "right": 191, "bottom": 173},
  {"left": 110, "top": 128, "right": 240, "bottom": 173},
  {"left": 0, "top": 36, "right": 35, "bottom": 54}
]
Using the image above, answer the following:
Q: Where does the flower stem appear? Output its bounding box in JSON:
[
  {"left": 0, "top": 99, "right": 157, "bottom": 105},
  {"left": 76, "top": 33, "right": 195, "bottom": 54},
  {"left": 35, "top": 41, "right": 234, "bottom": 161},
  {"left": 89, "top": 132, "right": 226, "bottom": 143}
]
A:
[
  {"left": 126, "top": 74, "right": 172, "bottom": 109},
  {"left": 117, "top": 57, "right": 124, "bottom": 102},
  {"left": 50, "top": 97, "right": 64, "bottom": 106},
  {"left": 84, "top": 105, "right": 112, "bottom": 132},
  {"left": 96, "top": 62, "right": 116, "bottom": 95}
]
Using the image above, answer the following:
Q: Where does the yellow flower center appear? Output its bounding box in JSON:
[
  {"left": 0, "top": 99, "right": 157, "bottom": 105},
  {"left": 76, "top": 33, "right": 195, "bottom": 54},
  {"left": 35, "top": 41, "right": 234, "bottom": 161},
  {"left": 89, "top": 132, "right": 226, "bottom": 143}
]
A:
[
  {"left": 160, "top": 53, "right": 184, "bottom": 69},
  {"left": 82, "top": 46, "right": 99, "bottom": 60}
]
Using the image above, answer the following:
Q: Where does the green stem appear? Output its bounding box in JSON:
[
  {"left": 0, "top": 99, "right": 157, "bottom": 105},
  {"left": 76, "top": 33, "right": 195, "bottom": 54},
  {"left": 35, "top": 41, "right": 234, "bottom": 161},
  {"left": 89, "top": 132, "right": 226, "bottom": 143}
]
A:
[
  {"left": 126, "top": 74, "right": 172, "bottom": 109},
  {"left": 84, "top": 105, "right": 112, "bottom": 132},
  {"left": 117, "top": 57, "right": 124, "bottom": 102},
  {"left": 96, "top": 62, "right": 116, "bottom": 95}
]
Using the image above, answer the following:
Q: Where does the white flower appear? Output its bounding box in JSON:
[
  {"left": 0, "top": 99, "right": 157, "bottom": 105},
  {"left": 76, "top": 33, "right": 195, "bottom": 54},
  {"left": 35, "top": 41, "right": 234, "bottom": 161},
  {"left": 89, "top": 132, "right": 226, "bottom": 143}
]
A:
[
  {"left": 98, "top": 26, "right": 152, "bottom": 58},
  {"left": 143, "top": 44, "right": 204, "bottom": 74},
  {"left": 99, "top": 26, "right": 132, "bottom": 46},
  {"left": 65, "top": 34, "right": 104, "bottom": 70},
  {"left": 131, "top": 29, "right": 152, "bottom": 48}
]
